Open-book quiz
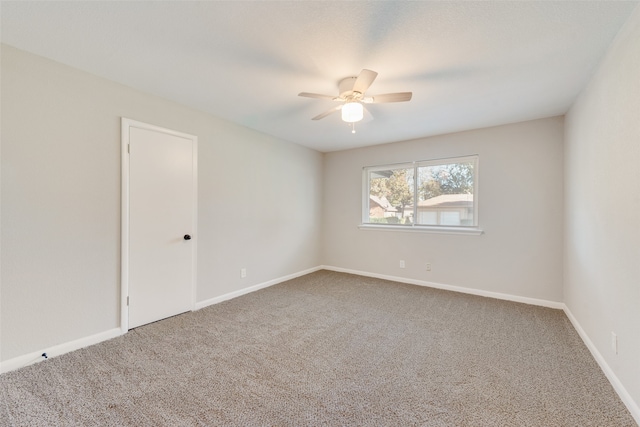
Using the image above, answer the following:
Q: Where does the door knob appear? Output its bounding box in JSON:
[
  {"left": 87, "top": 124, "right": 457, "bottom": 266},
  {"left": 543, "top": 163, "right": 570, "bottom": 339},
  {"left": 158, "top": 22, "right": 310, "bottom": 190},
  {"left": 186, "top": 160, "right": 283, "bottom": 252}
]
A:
[{"left": 184, "top": 234, "right": 191, "bottom": 240}]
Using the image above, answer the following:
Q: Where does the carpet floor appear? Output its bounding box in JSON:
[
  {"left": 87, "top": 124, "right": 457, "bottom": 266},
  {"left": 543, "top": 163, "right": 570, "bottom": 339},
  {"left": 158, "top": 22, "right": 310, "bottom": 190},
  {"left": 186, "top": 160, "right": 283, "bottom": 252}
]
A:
[{"left": 0, "top": 270, "right": 636, "bottom": 426}]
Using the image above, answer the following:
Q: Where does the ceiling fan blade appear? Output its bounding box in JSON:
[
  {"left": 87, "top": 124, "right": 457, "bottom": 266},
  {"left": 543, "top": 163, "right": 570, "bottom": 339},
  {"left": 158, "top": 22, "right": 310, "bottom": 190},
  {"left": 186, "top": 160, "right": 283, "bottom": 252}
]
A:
[
  {"left": 362, "top": 106, "right": 374, "bottom": 123},
  {"left": 312, "top": 104, "right": 343, "bottom": 120},
  {"left": 366, "top": 92, "right": 413, "bottom": 103},
  {"left": 352, "top": 69, "right": 378, "bottom": 94},
  {"left": 298, "top": 92, "right": 338, "bottom": 101}
]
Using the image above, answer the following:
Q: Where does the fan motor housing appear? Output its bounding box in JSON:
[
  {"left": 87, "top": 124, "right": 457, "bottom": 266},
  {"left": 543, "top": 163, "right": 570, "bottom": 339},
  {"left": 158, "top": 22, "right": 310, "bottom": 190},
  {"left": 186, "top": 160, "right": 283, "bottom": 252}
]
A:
[{"left": 338, "top": 77, "right": 359, "bottom": 98}]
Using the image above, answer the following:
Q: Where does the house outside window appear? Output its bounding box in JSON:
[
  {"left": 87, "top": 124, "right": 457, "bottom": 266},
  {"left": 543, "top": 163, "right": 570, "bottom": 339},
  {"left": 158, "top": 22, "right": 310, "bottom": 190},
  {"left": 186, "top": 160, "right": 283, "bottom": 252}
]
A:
[{"left": 363, "top": 155, "right": 478, "bottom": 229}]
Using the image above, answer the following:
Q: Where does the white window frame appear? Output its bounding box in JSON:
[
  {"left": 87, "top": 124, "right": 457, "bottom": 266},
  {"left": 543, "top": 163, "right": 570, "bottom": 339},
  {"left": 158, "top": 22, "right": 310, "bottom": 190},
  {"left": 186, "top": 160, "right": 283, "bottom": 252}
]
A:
[{"left": 360, "top": 155, "right": 482, "bottom": 235}]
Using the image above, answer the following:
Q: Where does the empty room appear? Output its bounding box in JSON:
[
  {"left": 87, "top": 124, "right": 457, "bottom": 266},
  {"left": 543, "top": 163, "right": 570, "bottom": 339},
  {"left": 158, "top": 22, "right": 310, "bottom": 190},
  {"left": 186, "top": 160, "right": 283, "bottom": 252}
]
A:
[{"left": 1, "top": 1, "right": 639, "bottom": 426}]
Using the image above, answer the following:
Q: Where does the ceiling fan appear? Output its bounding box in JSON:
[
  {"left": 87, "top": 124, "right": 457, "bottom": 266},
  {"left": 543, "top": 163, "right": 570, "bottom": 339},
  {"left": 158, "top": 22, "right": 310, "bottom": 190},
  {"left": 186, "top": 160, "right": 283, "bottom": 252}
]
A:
[{"left": 298, "top": 69, "right": 412, "bottom": 125}]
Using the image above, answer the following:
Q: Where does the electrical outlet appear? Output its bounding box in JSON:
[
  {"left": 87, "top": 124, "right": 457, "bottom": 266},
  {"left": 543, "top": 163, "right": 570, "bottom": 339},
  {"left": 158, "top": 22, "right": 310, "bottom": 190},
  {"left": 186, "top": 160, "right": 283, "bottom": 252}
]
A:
[
  {"left": 426, "top": 263, "right": 431, "bottom": 271},
  {"left": 611, "top": 332, "right": 618, "bottom": 354},
  {"left": 399, "top": 260, "right": 405, "bottom": 268},
  {"left": 241, "top": 268, "right": 247, "bottom": 278}
]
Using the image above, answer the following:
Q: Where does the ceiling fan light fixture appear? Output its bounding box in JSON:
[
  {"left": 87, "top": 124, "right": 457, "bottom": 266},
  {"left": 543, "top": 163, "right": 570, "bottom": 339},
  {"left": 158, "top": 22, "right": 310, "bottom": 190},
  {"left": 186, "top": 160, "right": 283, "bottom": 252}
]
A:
[
  {"left": 342, "top": 102, "right": 363, "bottom": 123},
  {"left": 300, "top": 69, "right": 411, "bottom": 125}
]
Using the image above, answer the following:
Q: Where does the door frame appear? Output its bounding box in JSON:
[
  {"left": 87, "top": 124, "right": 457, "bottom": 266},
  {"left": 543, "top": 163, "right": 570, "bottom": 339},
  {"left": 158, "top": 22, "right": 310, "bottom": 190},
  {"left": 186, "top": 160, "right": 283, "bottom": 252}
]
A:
[{"left": 120, "top": 118, "right": 198, "bottom": 333}]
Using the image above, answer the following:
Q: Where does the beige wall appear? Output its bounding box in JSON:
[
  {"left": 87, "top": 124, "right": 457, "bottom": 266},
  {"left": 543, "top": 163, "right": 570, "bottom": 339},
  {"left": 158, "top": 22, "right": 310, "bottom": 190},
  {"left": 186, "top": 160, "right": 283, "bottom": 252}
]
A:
[
  {"left": 322, "top": 117, "right": 564, "bottom": 302},
  {"left": 1, "top": 45, "right": 323, "bottom": 361},
  {"left": 564, "top": 4, "right": 640, "bottom": 409}
]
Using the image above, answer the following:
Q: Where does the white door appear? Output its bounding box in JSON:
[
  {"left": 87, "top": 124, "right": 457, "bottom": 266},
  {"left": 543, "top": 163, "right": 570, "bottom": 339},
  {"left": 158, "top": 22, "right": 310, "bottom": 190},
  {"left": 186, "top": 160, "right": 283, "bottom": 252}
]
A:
[{"left": 123, "top": 119, "right": 197, "bottom": 330}]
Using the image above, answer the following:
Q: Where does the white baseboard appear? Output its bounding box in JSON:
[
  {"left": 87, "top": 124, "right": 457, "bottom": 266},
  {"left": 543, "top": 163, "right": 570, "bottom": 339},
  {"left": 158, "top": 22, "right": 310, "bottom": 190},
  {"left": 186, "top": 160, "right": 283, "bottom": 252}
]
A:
[
  {"left": 194, "top": 266, "right": 323, "bottom": 310},
  {"left": 3, "top": 267, "right": 637, "bottom": 424},
  {"left": 322, "top": 265, "right": 639, "bottom": 423},
  {"left": 1, "top": 267, "right": 322, "bottom": 375},
  {"left": 0, "top": 327, "right": 122, "bottom": 374},
  {"left": 321, "top": 265, "right": 564, "bottom": 309},
  {"left": 563, "top": 306, "right": 640, "bottom": 425}
]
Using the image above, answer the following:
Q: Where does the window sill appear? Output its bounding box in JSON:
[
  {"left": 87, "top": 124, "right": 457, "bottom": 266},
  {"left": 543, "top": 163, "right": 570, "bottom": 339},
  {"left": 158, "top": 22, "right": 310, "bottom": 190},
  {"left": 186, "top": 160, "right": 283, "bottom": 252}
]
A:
[{"left": 358, "top": 224, "right": 484, "bottom": 235}]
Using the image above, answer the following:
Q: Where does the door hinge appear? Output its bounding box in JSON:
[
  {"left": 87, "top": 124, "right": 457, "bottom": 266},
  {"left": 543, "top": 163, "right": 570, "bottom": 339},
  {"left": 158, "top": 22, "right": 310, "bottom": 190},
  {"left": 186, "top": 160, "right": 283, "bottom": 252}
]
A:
[
  {"left": 127, "top": 296, "right": 129, "bottom": 306},
  {"left": 127, "top": 144, "right": 130, "bottom": 154}
]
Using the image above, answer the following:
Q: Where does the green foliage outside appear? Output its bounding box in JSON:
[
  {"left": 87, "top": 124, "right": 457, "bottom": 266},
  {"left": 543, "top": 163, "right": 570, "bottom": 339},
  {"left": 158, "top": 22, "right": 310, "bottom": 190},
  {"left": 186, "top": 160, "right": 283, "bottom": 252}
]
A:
[
  {"left": 419, "top": 162, "right": 474, "bottom": 200},
  {"left": 370, "top": 169, "right": 414, "bottom": 218},
  {"left": 369, "top": 216, "right": 412, "bottom": 225}
]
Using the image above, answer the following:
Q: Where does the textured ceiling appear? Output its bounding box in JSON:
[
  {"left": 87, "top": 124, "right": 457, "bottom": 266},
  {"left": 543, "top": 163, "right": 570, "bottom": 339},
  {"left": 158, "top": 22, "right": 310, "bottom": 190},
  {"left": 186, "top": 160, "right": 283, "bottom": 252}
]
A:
[{"left": 1, "top": 1, "right": 638, "bottom": 152}]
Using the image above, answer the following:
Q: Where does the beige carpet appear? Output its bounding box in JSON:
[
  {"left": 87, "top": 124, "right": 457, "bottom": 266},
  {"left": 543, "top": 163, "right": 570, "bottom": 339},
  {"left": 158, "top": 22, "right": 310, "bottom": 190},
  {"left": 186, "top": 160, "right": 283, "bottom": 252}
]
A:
[{"left": 0, "top": 270, "right": 636, "bottom": 426}]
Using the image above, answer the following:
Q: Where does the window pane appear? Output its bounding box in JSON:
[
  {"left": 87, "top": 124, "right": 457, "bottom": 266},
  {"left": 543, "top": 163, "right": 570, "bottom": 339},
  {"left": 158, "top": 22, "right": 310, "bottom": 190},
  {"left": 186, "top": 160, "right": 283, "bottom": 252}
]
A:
[
  {"left": 416, "top": 161, "right": 474, "bottom": 226},
  {"left": 368, "top": 167, "right": 414, "bottom": 225}
]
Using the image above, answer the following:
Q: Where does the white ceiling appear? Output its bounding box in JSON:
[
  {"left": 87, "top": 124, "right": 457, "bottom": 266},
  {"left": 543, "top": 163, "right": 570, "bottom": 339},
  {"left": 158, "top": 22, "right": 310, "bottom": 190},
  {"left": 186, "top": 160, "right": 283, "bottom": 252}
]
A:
[{"left": 1, "top": 1, "right": 637, "bottom": 152}]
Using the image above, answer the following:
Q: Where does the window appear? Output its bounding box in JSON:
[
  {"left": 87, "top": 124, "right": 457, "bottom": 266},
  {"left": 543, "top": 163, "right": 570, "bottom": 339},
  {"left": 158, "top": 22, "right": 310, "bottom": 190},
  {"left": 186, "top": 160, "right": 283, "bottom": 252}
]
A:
[{"left": 363, "top": 156, "right": 478, "bottom": 230}]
